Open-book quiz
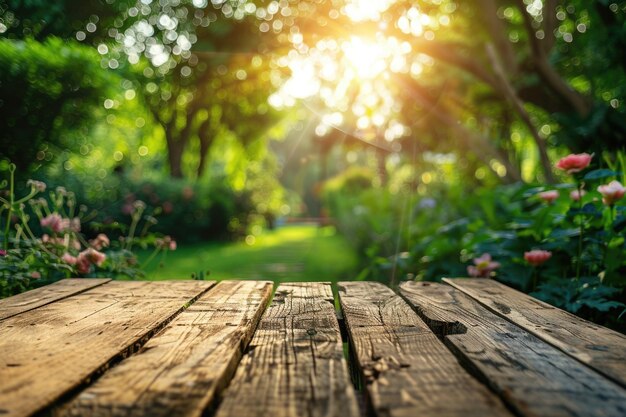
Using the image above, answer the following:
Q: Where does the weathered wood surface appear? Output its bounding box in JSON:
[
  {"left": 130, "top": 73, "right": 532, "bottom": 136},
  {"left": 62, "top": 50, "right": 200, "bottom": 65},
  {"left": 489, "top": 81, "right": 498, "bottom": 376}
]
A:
[
  {"left": 0, "top": 278, "right": 111, "bottom": 321},
  {"left": 400, "top": 281, "right": 626, "bottom": 417},
  {"left": 215, "top": 282, "right": 359, "bottom": 417},
  {"left": 274, "top": 281, "right": 335, "bottom": 302},
  {"left": 444, "top": 278, "right": 626, "bottom": 388},
  {"left": 338, "top": 281, "right": 511, "bottom": 417},
  {"left": 0, "top": 280, "right": 214, "bottom": 417},
  {"left": 59, "top": 280, "right": 272, "bottom": 417}
]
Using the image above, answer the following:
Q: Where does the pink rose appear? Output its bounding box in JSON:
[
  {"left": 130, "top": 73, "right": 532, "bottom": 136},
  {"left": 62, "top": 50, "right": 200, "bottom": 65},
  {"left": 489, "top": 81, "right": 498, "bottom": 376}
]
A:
[
  {"left": 524, "top": 250, "right": 552, "bottom": 266},
  {"left": 537, "top": 190, "right": 559, "bottom": 204},
  {"left": 570, "top": 189, "right": 586, "bottom": 202},
  {"left": 597, "top": 180, "right": 626, "bottom": 206},
  {"left": 0, "top": 249, "right": 6, "bottom": 257},
  {"left": 555, "top": 153, "right": 593, "bottom": 174},
  {"left": 467, "top": 253, "right": 500, "bottom": 278}
]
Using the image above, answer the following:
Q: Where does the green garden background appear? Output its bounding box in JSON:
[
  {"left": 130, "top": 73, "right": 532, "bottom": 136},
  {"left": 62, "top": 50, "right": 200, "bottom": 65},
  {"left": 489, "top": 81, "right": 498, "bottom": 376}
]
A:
[{"left": 1, "top": 0, "right": 626, "bottom": 331}]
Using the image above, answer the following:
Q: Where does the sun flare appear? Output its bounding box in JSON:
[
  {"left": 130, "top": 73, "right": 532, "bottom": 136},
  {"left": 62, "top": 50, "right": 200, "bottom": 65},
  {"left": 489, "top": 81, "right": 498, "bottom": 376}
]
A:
[{"left": 343, "top": 0, "right": 396, "bottom": 22}]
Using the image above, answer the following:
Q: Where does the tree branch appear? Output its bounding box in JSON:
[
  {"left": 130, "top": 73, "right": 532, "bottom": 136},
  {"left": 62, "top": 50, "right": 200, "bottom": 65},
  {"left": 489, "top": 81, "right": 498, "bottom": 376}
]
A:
[
  {"left": 485, "top": 43, "right": 555, "bottom": 183},
  {"left": 514, "top": 0, "right": 591, "bottom": 117},
  {"left": 475, "top": 0, "right": 518, "bottom": 75}
]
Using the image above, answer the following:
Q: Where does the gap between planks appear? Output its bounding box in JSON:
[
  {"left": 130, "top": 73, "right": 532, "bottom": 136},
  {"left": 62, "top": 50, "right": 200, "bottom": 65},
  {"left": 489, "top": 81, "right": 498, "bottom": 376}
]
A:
[
  {"left": 214, "top": 282, "right": 360, "bottom": 417},
  {"left": 0, "top": 280, "right": 215, "bottom": 417},
  {"left": 56, "top": 280, "right": 273, "bottom": 417},
  {"left": 338, "top": 281, "right": 511, "bottom": 417},
  {"left": 443, "top": 277, "right": 626, "bottom": 388},
  {"left": 400, "top": 281, "right": 626, "bottom": 417}
]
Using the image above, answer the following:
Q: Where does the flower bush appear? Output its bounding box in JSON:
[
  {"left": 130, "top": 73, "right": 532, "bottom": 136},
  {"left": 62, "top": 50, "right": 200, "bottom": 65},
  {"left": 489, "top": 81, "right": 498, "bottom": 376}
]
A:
[
  {"left": 466, "top": 154, "right": 626, "bottom": 328},
  {"left": 324, "top": 152, "right": 626, "bottom": 331},
  {"left": 0, "top": 164, "right": 176, "bottom": 297}
]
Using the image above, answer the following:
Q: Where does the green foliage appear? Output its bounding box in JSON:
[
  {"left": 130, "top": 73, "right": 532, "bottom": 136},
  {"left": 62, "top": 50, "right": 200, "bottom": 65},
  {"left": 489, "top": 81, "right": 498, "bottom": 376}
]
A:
[
  {"left": 326, "top": 162, "right": 626, "bottom": 330},
  {"left": 0, "top": 37, "right": 112, "bottom": 173},
  {"left": 0, "top": 164, "right": 172, "bottom": 298}
]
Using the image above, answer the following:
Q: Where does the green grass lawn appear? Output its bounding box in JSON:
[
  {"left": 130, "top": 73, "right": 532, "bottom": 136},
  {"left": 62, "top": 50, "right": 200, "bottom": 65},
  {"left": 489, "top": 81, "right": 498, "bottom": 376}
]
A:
[{"left": 138, "top": 224, "right": 359, "bottom": 284}]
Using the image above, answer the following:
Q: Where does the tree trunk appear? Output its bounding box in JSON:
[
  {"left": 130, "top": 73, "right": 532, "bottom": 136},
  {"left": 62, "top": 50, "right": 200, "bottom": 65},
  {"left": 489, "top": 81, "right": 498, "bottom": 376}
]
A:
[
  {"left": 166, "top": 136, "right": 185, "bottom": 179},
  {"left": 197, "top": 119, "right": 214, "bottom": 178}
]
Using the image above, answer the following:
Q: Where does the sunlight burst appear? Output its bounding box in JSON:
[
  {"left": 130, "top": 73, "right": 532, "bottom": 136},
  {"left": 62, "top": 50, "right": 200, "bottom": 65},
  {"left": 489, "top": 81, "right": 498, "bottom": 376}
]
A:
[{"left": 343, "top": 0, "right": 396, "bottom": 22}]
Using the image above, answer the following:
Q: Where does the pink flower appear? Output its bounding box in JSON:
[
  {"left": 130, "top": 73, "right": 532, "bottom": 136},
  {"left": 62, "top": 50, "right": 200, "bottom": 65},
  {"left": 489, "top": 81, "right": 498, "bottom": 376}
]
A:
[
  {"left": 80, "top": 248, "right": 107, "bottom": 267},
  {"left": 597, "top": 180, "right": 626, "bottom": 206},
  {"left": 76, "top": 256, "right": 91, "bottom": 275},
  {"left": 182, "top": 186, "right": 194, "bottom": 200},
  {"left": 555, "top": 153, "right": 593, "bottom": 174},
  {"left": 41, "top": 233, "right": 65, "bottom": 246},
  {"left": 570, "top": 189, "right": 586, "bottom": 202},
  {"left": 27, "top": 179, "right": 47, "bottom": 192},
  {"left": 537, "top": 190, "right": 559, "bottom": 204},
  {"left": 41, "top": 213, "right": 66, "bottom": 233},
  {"left": 0, "top": 249, "right": 6, "bottom": 257},
  {"left": 467, "top": 253, "right": 500, "bottom": 278},
  {"left": 524, "top": 250, "right": 552, "bottom": 266},
  {"left": 61, "top": 253, "right": 78, "bottom": 265},
  {"left": 31, "top": 271, "right": 41, "bottom": 279},
  {"left": 122, "top": 203, "right": 133, "bottom": 215},
  {"left": 155, "top": 235, "right": 177, "bottom": 251},
  {"left": 162, "top": 201, "right": 173, "bottom": 214},
  {"left": 90, "top": 233, "right": 110, "bottom": 250},
  {"left": 69, "top": 217, "right": 81, "bottom": 232}
]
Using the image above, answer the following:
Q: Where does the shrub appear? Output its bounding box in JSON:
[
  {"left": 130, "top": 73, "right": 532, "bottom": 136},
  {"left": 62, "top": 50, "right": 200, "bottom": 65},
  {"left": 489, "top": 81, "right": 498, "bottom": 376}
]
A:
[{"left": 0, "top": 164, "right": 175, "bottom": 297}]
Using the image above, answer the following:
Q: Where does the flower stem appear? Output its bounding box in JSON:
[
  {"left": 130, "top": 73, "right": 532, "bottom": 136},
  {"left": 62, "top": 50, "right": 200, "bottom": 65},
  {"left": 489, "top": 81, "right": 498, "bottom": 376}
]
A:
[
  {"left": 3, "top": 164, "right": 15, "bottom": 251},
  {"left": 575, "top": 182, "right": 583, "bottom": 281},
  {"left": 139, "top": 247, "right": 162, "bottom": 270}
]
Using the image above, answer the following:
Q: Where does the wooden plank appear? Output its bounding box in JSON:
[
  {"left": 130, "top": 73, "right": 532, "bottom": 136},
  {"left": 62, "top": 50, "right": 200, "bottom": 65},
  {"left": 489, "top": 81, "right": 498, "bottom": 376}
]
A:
[
  {"left": 0, "top": 278, "right": 111, "bottom": 321},
  {"left": 274, "top": 281, "right": 334, "bottom": 302},
  {"left": 58, "top": 280, "right": 272, "bottom": 417},
  {"left": 400, "top": 281, "right": 626, "bottom": 417},
  {"left": 444, "top": 278, "right": 626, "bottom": 388},
  {"left": 338, "top": 281, "right": 511, "bottom": 417},
  {"left": 0, "top": 280, "right": 214, "bottom": 417},
  {"left": 215, "top": 282, "right": 359, "bottom": 417}
]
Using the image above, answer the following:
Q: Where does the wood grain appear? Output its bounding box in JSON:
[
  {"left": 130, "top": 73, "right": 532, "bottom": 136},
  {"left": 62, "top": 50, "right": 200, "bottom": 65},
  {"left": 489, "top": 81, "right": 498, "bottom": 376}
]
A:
[
  {"left": 215, "top": 282, "right": 359, "bottom": 417},
  {"left": 0, "top": 278, "right": 111, "bottom": 320},
  {"left": 338, "top": 281, "right": 511, "bottom": 417},
  {"left": 444, "top": 278, "right": 626, "bottom": 388},
  {"left": 0, "top": 280, "right": 214, "bottom": 417},
  {"left": 400, "top": 281, "right": 626, "bottom": 417},
  {"left": 58, "top": 280, "right": 272, "bottom": 417}
]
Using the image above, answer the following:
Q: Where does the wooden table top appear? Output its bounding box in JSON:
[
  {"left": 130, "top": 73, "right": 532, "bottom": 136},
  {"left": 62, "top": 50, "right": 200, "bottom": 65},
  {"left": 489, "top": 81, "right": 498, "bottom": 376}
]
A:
[{"left": 1, "top": 278, "right": 625, "bottom": 417}]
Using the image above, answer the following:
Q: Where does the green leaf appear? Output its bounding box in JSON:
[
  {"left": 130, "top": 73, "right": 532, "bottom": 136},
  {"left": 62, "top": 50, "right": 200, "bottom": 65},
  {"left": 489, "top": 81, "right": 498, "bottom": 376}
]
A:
[
  {"left": 549, "top": 228, "right": 580, "bottom": 239},
  {"left": 583, "top": 169, "right": 620, "bottom": 181}
]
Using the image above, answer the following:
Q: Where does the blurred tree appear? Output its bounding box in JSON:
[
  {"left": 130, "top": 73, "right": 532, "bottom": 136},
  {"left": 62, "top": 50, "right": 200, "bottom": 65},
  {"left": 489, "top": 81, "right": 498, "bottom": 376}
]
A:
[
  {"left": 127, "top": 18, "right": 279, "bottom": 178},
  {"left": 0, "top": 37, "right": 111, "bottom": 173},
  {"left": 263, "top": 0, "right": 626, "bottom": 182}
]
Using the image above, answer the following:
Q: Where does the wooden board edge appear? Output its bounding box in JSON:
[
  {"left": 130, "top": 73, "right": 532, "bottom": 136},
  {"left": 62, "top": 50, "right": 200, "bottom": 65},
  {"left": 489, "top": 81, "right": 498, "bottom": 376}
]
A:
[
  {"left": 38, "top": 280, "right": 218, "bottom": 416},
  {"left": 0, "top": 278, "right": 112, "bottom": 321}
]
